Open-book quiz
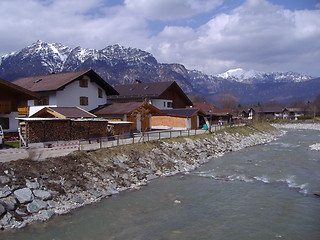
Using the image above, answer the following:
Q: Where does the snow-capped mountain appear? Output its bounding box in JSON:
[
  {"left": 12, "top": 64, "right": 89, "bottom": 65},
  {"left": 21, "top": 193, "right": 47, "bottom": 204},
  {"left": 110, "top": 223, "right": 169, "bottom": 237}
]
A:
[
  {"left": 216, "top": 68, "right": 313, "bottom": 83},
  {"left": 0, "top": 41, "right": 319, "bottom": 105}
]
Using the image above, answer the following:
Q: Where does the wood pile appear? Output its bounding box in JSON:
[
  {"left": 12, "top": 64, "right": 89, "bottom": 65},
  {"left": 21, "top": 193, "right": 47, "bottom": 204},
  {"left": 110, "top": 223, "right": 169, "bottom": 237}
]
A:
[{"left": 25, "top": 120, "right": 109, "bottom": 143}]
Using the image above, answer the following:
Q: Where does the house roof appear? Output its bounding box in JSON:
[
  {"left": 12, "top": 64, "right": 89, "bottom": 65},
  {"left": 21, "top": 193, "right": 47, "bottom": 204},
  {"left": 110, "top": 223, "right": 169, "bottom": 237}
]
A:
[
  {"left": 92, "top": 102, "right": 162, "bottom": 115},
  {"left": 12, "top": 69, "right": 119, "bottom": 95},
  {"left": 284, "top": 107, "right": 304, "bottom": 112},
  {"left": 108, "top": 81, "right": 193, "bottom": 106},
  {"left": 160, "top": 108, "right": 204, "bottom": 117},
  {"left": 210, "top": 108, "right": 233, "bottom": 115},
  {"left": 253, "top": 107, "right": 284, "bottom": 113},
  {"left": 30, "top": 107, "right": 97, "bottom": 118},
  {"left": 0, "top": 78, "right": 39, "bottom": 100},
  {"left": 193, "top": 102, "right": 215, "bottom": 113}
]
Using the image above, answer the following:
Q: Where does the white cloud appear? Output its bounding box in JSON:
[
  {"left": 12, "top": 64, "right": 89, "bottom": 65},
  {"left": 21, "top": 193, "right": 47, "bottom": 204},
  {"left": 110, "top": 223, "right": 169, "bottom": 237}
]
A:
[
  {"left": 150, "top": 0, "right": 320, "bottom": 76},
  {"left": 124, "top": 0, "right": 222, "bottom": 20},
  {"left": 0, "top": 0, "right": 148, "bottom": 53},
  {"left": 0, "top": 0, "right": 319, "bottom": 76}
]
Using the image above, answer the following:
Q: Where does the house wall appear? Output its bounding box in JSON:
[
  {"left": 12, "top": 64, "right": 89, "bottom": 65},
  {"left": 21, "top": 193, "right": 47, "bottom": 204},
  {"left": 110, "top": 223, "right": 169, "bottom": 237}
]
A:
[
  {"left": 0, "top": 112, "right": 19, "bottom": 133},
  {"left": 151, "top": 99, "right": 173, "bottom": 110},
  {"left": 160, "top": 85, "right": 190, "bottom": 108},
  {"left": 56, "top": 76, "right": 107, "bottom": 111},
  {"left": 152, "top": 115, "right": 187, "bottom": 129}
]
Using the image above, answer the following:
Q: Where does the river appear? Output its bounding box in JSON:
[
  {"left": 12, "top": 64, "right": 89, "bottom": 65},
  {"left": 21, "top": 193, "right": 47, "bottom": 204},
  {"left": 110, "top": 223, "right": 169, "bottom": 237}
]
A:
[{"left": 1, "top": 127, "right": 320, "bottom": 240}]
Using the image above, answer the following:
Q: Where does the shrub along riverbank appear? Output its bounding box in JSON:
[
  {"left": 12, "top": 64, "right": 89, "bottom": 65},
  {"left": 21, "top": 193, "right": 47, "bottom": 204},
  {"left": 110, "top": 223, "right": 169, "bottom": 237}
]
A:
[{"left": 0, "top": 123, "right": 283, "bottom": 230}]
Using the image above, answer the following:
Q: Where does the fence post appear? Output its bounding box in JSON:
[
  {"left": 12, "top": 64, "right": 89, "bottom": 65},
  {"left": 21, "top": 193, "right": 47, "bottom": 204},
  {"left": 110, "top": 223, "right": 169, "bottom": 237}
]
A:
[
  {"left": 117, "top": 135, "right": 119, "bottom": 146},
  {"left": 188, "top": 130, "right": 190, "bottom": 136},
  {"left": 100, "top": 138, "right": 102, "bottom": 149},
  {"left": 159, "top": 132, "right": 161, "bottom": 140},
  {"left": 133, "top": 134, "right": 134, "bottom": 144}
]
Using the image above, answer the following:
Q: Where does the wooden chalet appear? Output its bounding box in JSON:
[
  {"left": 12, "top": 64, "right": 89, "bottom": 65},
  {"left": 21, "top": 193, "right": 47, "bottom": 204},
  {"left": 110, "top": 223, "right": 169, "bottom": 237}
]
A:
[
  {"left": 0, "top": 78, "right": 39, "bottom": 136},
  {"left": 92, "top": 101, "right": 162, "bottom": 132}
]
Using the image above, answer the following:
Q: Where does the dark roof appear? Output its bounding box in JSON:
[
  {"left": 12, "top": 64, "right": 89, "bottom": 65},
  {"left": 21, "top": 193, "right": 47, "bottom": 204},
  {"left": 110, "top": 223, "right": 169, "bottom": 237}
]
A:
[
  {"left": 112, "top": 81, "right": 175, "bottom": 97},
  {"left": 0, "top": 78, "right": 39, "bottom": 100},
  {"left": 193, "top": 102, "right": 215, "bottom": 113},
  {"left": 108, "top": 81, "right": 193, "bottom": 106},
  {"left": 210, "top": 108, "right": 233, "bottom": 115},
  {"left": 161, "top": 108, "right": 204, "bottom": 117},
  {"left": 254, "top": 107, "right": 284, "bottom": 113},
  {"left": 12, "top": 69, "right": 118, "bottom": 95},
  {"left": 92, "top": 102, "right": 162, "bottom": 115},
  {"left": 30, "top": 107, "right": 97, "bottom": 118}
]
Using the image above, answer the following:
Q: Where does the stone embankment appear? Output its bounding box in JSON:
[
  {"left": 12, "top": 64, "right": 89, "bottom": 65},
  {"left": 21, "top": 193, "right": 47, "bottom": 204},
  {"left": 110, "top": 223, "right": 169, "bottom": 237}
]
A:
[{"left": 0, "top": 124, "right": 283, "bottom": 230}]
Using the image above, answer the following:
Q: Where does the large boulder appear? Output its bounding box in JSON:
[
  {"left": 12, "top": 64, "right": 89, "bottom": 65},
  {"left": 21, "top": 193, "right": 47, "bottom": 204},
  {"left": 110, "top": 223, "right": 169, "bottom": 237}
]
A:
[
  {"left": 0, "top": 196, "right": 17, "bottom": 211},
  {"left": 33, "top": 190, "right": 52, "bottom": 201},
  {"left": 0, "top": 203, "right": 6, "bottom": 217},
  {"left": 0, "top": 186, "right": 12, "bottom": 198},
  {"left": 27, "top": 199, "right": 48, "bottom": 213},
  {"left": 14, "top": 188, "right": 34, "bottom": 204}
]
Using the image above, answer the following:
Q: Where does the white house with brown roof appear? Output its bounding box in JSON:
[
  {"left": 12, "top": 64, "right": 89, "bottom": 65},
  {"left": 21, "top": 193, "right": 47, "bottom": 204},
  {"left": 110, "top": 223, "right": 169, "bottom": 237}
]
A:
[{"left": 12, "top": 69, "right": 118, "bottom": 116}]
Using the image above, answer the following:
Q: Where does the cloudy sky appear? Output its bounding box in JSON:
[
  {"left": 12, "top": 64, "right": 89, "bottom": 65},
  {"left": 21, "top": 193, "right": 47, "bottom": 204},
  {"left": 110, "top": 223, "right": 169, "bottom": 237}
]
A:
[{"left": 1, "top": 0, "right": 320, "bottom": 76}]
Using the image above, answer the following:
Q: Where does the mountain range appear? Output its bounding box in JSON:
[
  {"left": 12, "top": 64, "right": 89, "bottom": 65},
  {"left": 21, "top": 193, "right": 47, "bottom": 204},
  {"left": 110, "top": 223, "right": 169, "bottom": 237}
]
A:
[{"left": 0, "top": 40, "right": 319, "bottom": 106}]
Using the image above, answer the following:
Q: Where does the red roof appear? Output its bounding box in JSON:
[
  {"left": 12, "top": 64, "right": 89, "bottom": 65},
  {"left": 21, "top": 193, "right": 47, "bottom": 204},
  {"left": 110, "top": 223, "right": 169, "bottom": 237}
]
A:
[{"left": 193, "top": 102, "right": 215, "bottom": 113}]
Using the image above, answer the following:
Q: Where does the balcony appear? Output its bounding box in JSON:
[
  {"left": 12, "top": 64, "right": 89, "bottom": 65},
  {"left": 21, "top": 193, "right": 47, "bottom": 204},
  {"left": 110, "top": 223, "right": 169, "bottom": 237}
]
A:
[
  {"left": 0, "top": 101, "right": 12, "bottom": 113},
  {"left": 18, "top": 106, "right": 29, "bottom": 116}
]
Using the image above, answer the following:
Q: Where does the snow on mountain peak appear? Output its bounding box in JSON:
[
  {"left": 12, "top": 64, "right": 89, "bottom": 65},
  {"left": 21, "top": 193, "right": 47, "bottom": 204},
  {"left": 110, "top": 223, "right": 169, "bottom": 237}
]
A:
[{"left": 216, "top": 68, "right": 312, "bottom": 83}]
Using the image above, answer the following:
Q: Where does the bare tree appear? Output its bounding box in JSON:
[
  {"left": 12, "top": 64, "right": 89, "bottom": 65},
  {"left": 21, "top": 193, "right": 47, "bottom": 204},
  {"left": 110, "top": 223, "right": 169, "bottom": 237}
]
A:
[{"left": 216, "top": 93, "right": 238, "bottom": 109}]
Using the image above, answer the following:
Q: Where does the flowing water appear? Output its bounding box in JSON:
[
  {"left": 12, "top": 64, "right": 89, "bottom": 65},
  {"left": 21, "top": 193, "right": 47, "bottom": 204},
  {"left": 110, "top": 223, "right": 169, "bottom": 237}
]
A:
[{"left": 1, "top": 129, "right": 320, "bottom": 240}]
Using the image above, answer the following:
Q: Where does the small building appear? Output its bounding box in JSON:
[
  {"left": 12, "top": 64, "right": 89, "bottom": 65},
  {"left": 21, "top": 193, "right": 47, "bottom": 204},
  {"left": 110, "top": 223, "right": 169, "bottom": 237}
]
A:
[
  {"left": 108, "top": 81, "right": 193, "bottom": 110},
  {"left": 92, "top": 101, "right": 162, "bottom": 132},
  {"left": 282, "top": 108, "right": 304, "bottom": 120},
  {"left": 0, "top": 78, "right": 39, "bottom": 136},
  {"left": 12, "top": 69, "right": 118, "bottom": 116},
  {"left": 152, "top": 108, "right": 205, "bottom": 130}
]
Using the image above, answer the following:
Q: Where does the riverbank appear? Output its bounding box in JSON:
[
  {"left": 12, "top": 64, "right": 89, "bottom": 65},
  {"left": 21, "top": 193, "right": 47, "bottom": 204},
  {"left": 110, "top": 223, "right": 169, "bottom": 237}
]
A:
[
  {"left": 0, "top": 123, "right": 283, "bottom": 230},
  {"left": 273, "top": 123, "right": 320, "bottom": 151}
]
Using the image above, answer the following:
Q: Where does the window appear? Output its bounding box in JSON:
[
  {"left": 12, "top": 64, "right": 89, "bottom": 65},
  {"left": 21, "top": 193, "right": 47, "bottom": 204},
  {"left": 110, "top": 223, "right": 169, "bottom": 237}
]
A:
[
  {"left": 98, "top": 88, "right": 103, "bottom": 98},
  {"left": 167, "top": 102, "right": 173, "bottom": 108},
  {"left": 0, "top": 118, "right": 9, "bottom": 129},
  {"left": 79, "top": 78, "right": 88, "bottom": 88},
  {"left": 34, "top": 96, "right": 49, "bottom": 106},
  {"left": 80, "top": 96, "right": 88, "bottom": 106}
]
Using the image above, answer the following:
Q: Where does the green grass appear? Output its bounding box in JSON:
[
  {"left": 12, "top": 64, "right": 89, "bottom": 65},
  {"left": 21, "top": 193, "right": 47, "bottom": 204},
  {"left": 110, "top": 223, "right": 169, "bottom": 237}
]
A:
[{"left": 3, "top": 141, "right": 20, "bottom": 148}]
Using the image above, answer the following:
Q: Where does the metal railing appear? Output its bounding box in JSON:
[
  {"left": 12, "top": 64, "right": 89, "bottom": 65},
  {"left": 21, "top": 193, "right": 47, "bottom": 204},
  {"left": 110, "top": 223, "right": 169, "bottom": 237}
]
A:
[{"left": 78, "top": 126, "right": 226, "bottom": 151}]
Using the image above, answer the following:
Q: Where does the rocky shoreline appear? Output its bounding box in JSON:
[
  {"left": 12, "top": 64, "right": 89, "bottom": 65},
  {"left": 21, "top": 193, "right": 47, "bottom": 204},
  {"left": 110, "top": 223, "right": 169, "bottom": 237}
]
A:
[{"left": 0, "top": 124, "right": 283, "bottom": 231}]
